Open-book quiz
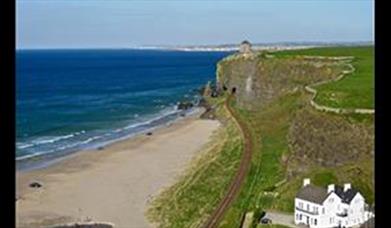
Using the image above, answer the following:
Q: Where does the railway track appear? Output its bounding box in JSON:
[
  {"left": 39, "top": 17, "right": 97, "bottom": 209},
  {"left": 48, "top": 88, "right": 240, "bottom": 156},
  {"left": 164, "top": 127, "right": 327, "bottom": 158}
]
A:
[{"left": 203, "top": 94, "right": 253, "bottom": 228}]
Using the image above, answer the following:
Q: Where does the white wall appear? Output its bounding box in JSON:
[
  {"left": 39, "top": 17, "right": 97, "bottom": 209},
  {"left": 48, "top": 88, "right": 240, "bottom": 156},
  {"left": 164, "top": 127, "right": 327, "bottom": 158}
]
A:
[
  {"left": 295, "top": 192, "right": 369, "bottom": 228},
  {"left": 346, "top": 193, "right": 366, "bottom": 226},
  {"left": 294, "top": 198, "right": 322, "bottom": 227}
]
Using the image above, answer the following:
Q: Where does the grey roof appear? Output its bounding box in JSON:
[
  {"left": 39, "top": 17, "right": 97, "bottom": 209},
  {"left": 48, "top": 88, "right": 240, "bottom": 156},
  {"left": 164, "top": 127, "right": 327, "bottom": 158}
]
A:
[
  {"left": 296, "top": 185, "right": 329, "bottom": 204},
  {"left": 296, "top": 184, "right": 359, "bottom": 205},
  {"left": 334, "top": 185, "right": 359, "bottom": 204}
]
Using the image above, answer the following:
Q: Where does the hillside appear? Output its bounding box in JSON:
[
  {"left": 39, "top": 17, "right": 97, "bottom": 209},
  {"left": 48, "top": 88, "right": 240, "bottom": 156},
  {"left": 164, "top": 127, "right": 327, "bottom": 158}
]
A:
[{"left": 147, "top": 46, "right": 374, "bottom": 228}]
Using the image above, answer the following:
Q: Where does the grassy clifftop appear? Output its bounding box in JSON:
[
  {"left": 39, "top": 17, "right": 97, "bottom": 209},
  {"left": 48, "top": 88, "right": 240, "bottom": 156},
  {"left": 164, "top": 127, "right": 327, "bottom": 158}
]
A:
[
  {"left": 218, "top": 46, "right": 373, "bottom": 227},
  {"left": 147, "top": 46, "right": 374, "bottom": 228},
  {"left": 217, "top": 51, "right": 348, "bottom": 110},
  {"left": 274, "top": 46, "right": 374, "bottom": 109}
]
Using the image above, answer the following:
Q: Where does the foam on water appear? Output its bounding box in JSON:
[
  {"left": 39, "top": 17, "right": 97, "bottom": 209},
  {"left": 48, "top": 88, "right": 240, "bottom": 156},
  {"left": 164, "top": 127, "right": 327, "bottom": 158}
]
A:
[{"left": 16, "top": 49, "right": 231, "bottom": 168}]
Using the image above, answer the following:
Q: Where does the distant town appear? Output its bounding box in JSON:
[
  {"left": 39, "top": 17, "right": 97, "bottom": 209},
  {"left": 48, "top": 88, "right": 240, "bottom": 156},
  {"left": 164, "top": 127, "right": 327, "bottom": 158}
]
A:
[{"left": 135, "top": 41, "right": 373, "bottom": 52}]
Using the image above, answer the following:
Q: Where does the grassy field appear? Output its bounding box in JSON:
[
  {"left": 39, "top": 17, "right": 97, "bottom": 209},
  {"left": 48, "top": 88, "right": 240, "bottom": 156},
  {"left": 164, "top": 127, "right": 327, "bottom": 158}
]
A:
[
  {"left": 218, "top": 90, "right": 373, "bottom": 227},
  {"left": 256, "top": 225, "right": 290, "bottom": 228},
  {"left": 147, "top": 46, "right": 374, "bottom": 228},
  {"left": 274, "top": 46, "right": 374, "bottom": 109},
  {"left": 218, "top": 91, "right": 306, "bottom": 227}
]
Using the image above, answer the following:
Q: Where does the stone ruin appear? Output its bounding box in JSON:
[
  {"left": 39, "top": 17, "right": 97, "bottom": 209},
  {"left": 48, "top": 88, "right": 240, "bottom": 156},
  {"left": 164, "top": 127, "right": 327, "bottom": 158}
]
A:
[{"left": 239, "top": 40, "right": 252, "bottom": 54}]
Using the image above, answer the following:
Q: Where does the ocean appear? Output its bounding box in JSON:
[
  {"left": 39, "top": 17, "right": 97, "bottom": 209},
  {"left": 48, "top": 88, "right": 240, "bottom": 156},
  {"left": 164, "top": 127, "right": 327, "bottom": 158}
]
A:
[{"left": 16, "top": 49, "right": 231, "bottom": 167}]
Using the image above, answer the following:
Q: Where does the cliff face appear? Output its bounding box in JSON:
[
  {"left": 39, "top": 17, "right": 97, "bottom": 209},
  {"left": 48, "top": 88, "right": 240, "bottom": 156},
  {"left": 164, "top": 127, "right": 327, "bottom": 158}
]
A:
[{"left": 216, "top": 52, "right": 346, "bottom": 110}]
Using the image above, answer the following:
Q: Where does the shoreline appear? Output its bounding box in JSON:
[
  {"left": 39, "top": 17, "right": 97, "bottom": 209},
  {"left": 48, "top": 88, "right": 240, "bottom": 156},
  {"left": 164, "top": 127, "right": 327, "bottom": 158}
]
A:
[
  {"left": 16, "top": 108, "right": 221, "bottom": 228},
  {"left": 17, "top": 107, "right": 204, "bottom": 172}
]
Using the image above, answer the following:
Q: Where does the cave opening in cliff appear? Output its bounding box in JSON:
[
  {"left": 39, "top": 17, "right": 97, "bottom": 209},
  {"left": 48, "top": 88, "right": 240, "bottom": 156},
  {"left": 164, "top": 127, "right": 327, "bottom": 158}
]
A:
[{"left": 231, "top": 87, "right": 236, "bottom": 94}]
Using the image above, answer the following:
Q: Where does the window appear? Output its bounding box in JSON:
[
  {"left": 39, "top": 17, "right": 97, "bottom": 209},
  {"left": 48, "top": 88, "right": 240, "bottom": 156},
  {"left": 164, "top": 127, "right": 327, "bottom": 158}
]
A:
[
  {"left": 314, "top": 219, "right": 317, "bottom": 225},
  {"left": 329, "top": 197, "right": 334, "bottom": 203},
  {"left": 299, "top": 202, "right": 303, "bottom": 208},
  {"left": 307, "top": 204, "right": 310, "bottom": 211},
  {"left": 299, "top": 214, "right": 302, "bottom": 220},
  {"left": 322, "top": 208, "right": 325, "bottom": 214},
  {"left": 314, "top": 206, "right": 318, "bottom": 214}
]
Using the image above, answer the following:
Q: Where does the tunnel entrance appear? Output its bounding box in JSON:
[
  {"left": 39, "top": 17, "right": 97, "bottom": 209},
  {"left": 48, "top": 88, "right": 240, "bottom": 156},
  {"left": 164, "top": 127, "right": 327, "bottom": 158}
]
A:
[{"left": 231, "top": 87, "right": 236, "bottom": 94}]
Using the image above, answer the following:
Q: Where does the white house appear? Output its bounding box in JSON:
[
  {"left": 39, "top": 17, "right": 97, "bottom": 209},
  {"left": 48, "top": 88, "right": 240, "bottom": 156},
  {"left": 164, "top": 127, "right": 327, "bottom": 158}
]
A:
[{"left": 294, "top": 178, "right": 374, "bottom": 228}]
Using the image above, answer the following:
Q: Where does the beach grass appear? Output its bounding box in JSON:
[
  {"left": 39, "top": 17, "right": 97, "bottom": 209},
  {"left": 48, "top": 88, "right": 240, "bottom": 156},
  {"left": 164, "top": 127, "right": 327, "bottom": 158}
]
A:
[
  {"left": 146, "top": 95, "right": 244, "bottom": 228},
  {"left": 219, "top": 92, "right": 304, "bottom": 227},
  {"left": 273, "top": 46, "right": 374, "bottom": 109},
  {"left": 147, "top": 46, "right": 373, "bottom": 228}
]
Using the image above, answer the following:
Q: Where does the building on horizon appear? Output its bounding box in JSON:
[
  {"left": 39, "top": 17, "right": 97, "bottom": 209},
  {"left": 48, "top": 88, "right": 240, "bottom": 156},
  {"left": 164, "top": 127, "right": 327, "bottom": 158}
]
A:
[{"left": 239, "top": 40, "right": 252, "bottom": 54}]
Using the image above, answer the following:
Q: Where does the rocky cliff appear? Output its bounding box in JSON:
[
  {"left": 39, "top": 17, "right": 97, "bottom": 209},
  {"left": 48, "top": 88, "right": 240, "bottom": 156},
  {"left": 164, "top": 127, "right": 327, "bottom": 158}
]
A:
[{"left": 216, "top": 52, "right": 347, "bottom": 110}]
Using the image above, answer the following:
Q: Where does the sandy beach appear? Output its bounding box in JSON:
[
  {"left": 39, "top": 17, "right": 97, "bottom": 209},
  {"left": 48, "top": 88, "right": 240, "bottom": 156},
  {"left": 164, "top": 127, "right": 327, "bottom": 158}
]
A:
[{"left": 16, "top": 110, "right": 220, "bottom": 228}]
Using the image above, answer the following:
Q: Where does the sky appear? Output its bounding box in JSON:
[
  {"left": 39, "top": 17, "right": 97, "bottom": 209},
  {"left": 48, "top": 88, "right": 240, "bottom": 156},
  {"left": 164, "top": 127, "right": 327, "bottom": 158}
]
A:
[{"left": 16, "top": 0, "right": 374, "bottom": 49}]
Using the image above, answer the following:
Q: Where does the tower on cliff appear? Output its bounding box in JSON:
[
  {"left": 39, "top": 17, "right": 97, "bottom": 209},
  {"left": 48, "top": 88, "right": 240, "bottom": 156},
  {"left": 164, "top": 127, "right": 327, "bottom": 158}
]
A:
[{"left": 239, "top": 40, "right": 252, "bottom": 54}]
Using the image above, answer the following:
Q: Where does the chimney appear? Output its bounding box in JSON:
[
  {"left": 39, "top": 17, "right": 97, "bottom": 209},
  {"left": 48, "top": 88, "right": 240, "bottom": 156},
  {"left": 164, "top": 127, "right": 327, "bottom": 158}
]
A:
[
  {"left": 327, "top": 184, "right": 335, "bottom": 193},
  {"left": 303, "top": 178, "right": 310, "bottom": 187},
  {"left": 344, "top": 183, "right": 351, "bottom": 192}
]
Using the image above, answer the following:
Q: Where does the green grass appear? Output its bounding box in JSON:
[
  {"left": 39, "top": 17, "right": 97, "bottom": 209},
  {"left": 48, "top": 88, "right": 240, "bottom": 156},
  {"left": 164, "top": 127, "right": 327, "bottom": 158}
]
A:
[
  {"left": 218, "top": 90, "right": 373, "bottom": 227},
  {"left": 219, "top": 92, "right": 305, "bottom": 227},
  {"left": 147, "top": 46, "right": 374, "bottom": 227},
  {"left": 146, "top": 95, "right": 244, "bottom": 228},
  {"left": 273, "top": 159, "right": 374, "bottom": 213},
  {"left": 256, "top": 224, "right": 291, "bottom": 228},
  {"left": 274, "top": 46, "right": 374, "bottom": 109}
]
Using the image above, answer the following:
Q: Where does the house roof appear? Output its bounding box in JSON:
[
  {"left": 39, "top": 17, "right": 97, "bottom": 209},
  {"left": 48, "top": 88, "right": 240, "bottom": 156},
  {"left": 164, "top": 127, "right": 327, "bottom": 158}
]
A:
[
  {"left": 241, "top": 40, "right": 251, "bottom": 45},
  {"left": 296, "top": 185, "right": 329, "bottom": 204},
  {"left": 334, "top": 185, "right": 359, "bottom": 204},
  {"left": 296, "top": 184, "right": 359, "bottom": 205}
]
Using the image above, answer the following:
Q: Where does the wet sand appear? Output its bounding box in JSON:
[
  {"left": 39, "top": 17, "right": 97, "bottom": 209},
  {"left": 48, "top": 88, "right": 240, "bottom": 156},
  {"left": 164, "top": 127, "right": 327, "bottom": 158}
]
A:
[{"left": 16, "top": 111, "right": 220, "bottom": 228}]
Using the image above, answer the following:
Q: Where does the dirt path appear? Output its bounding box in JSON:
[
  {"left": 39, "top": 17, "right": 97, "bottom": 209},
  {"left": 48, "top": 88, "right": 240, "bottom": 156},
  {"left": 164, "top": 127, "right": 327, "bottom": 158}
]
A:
[{"left": 203, "top": 94, "right": 253, "bottom": 228}]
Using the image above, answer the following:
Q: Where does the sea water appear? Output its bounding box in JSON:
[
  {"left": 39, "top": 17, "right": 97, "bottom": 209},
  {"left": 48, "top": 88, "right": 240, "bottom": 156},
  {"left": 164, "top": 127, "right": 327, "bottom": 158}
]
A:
[{"left": 16, "top": 49, "right": 230, "bottom": 166}]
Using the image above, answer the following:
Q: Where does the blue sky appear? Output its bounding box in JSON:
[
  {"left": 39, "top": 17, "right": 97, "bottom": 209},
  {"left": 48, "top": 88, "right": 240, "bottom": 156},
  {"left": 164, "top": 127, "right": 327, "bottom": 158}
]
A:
[{"left": 16, "top": 0, "right": 374, "bottom": 49}]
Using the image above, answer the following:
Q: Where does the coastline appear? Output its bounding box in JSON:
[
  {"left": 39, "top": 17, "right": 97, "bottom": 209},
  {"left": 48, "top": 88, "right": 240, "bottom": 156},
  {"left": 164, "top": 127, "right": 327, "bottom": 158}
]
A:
[
  {"left": 16, "top": 108, "right": 221, "bottom": 228},
  {"left": 16, "top": 107, "right": 203, "bottom": 172}
]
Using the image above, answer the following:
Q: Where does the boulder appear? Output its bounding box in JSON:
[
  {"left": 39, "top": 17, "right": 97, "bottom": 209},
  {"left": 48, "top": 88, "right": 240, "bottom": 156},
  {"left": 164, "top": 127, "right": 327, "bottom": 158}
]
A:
[{"left": 177, "top": 101, "right": 194, "bottom": 110}]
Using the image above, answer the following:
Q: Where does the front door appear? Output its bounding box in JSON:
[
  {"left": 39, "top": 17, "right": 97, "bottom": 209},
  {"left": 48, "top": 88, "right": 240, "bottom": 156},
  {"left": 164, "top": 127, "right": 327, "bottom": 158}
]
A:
[{"left": 306, "top": 216, "right": 309, "bottom": 225}]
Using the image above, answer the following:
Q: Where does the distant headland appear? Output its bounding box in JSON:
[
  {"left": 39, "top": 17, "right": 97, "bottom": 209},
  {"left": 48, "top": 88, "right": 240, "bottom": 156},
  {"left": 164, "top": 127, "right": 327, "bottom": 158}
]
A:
[{"left": 135, "top": 41, "right": 373, "bottom": 52}]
